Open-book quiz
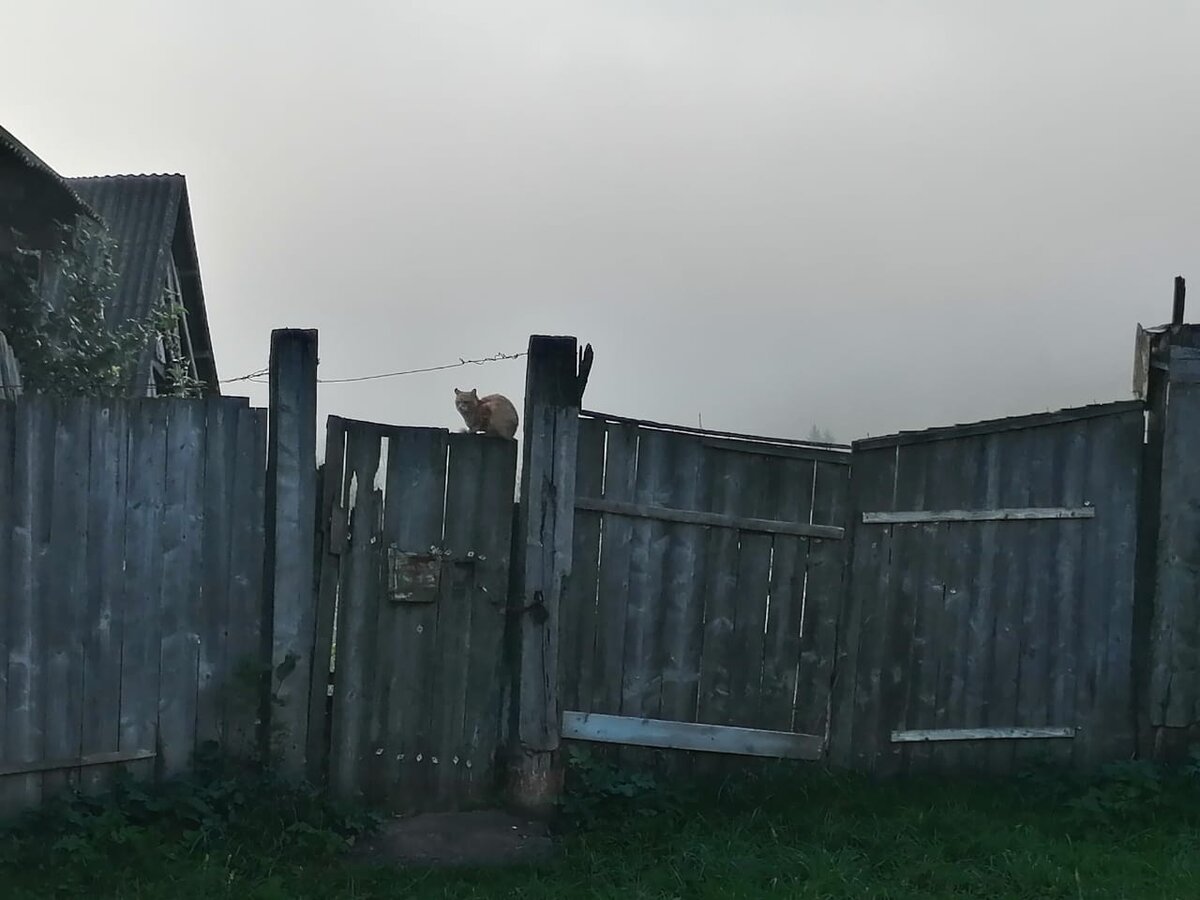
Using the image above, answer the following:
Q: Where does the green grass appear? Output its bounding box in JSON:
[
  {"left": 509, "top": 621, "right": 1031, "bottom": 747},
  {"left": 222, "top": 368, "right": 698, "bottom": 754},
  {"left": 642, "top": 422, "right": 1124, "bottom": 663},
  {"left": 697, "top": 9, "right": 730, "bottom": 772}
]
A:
[{"left": 3, "top": 752, "right": 1200, "bottom": 899}]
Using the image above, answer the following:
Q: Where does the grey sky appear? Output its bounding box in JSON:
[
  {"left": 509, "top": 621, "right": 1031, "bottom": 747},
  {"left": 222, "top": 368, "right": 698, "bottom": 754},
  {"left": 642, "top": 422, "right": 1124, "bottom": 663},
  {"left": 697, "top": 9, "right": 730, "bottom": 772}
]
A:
[{"left": 4, "top": 1, "right": 1197, "bottom": 442}]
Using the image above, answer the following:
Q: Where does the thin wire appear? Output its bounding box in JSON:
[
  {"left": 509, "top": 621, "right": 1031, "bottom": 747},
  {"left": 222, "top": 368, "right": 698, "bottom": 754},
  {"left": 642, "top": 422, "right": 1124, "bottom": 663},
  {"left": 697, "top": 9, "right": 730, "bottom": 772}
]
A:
[{"left": 224, "top": 350, "right": 528, "bottom": 387}]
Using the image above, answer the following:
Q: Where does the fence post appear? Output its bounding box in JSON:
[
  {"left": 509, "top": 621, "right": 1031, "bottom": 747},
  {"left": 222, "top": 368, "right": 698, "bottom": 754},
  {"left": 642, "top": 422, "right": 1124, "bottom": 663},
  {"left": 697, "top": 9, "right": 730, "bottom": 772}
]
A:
[
  {"left": 263, "top": 328, "right": 319, "bottom": 778},
  {"left": 509, "top": 335, "right": 589, "bottom": 814}
]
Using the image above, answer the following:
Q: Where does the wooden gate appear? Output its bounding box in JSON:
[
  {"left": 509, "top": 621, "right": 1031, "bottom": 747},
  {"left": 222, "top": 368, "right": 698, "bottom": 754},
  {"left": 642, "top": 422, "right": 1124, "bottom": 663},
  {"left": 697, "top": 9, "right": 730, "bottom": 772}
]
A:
[
  {"left": 558, "top": 413, "right": 851, "bottom": 765},
  {"left": 315, "top": 416, "right": 517, "bottom": 811}
]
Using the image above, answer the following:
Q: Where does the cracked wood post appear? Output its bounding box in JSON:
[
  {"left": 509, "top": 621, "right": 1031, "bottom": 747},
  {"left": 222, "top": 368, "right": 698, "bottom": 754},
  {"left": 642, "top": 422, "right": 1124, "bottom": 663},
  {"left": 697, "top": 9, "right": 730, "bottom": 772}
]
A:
[
  {"left": 263, "top": 328, "right": 319, "bottom": 777},
  {"left": 510, "top": 335, "right": 584, "bottom": 814}
]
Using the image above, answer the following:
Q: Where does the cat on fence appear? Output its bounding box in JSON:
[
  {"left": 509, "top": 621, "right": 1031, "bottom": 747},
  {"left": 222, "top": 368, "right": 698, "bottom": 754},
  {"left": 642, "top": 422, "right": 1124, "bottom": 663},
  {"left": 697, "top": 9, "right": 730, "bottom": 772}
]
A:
[{"left": 454, "top": 388, "right": 519, "bottom": 439}]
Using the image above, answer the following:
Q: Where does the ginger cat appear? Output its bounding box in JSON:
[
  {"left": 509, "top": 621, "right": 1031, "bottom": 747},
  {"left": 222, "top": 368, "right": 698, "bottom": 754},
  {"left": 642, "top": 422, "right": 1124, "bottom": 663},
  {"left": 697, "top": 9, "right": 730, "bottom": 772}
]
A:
[{"left": 454, "top": 388, "right": 519, "bottom": 439}]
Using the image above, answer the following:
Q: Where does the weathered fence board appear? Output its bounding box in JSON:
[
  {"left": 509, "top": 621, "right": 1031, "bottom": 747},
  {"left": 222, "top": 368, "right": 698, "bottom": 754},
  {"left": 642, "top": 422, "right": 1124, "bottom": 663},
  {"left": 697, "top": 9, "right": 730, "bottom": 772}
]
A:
[
  {"left": 0, "top": 332, "right": 20, "bottom": 400},
  {"left": 831, "top": 403, "right": 1145, "bottom": 773},
  {"left": 563, "top": 414, "right": 852, "bottom": 774},
  {"left": 322, "top": 420, "right": 517, "bottom": 812},
  {"left": 0, "top": 397, "right": 268, "bottom": 819}
]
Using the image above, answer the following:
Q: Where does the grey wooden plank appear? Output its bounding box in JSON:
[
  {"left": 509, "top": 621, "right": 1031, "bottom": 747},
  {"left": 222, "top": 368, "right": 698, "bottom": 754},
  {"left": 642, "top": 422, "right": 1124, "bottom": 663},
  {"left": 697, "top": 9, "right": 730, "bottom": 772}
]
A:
[
  {"left": 620, "top": 429, "right": 672, "bottom": 719},
  {"left": 42, "top": 399, "right": 90, "bottom": 800},
  {"left": 928, "top": 435, "right": 987, "bottom": 773},
  {"left": 758, "top": 458, "right": 814, "bottom": 731},
  {"left": 725, "top": 455, "right": 781, "bottom": 728},
  {"left": 0, "top": 748, "right": 155, "bottom": 777},
  {"left": 581, "top": 409, "right": 851, "bottom": 454},
  {"left": 854, "top": 399, "right": 1145, "bottom": 450},
  {"left": 561, "top": 417, "right": 605, "bottom": 714},
  {"left": 222, "top": 407, "right": 267, "bottom": 761},
  {"left": 958, "top": 433, "right": 1002, "bottom": 773},
  {"left": 577, "top": 497, "right": 844, "bottom": 538},
  {"left": 306, "top": 417, "right": 347, "bottom": 783},
  {"left": 562, "top": 711, "right": 822, "bottom": 760},
  {"left": 157, "top": 400, "right": 206, "bottom": 778},
  {"left": 591, "top": 423, "right": 637, "bottom": 715},
  {"left": 862, "top": 507, "right": 1094, "bottom": 524},
  {"left": 1043, "top": 423, "right": 1088, "bottom": 769},
  {"left": 428, "top": 433, "right": 485, "bottom": 809},
  {"left": 701, "top": 437, "right": 851, "bottom": 465},
  {"left": 653, "top": 434, "right": 710, "bottom": 778},
  {"left": 0, "top": 402, "right": 11, "bottom": 802},
  {"left": 1084, "top": 410, "right": 1142, "bottom": 763},
  {"left": 901, "top": 438, "right": 958, "bottom": 775},
  {"left": 827, "top": 445, "right": 896, "bottom": 769},
  {"left": 461, "top": 435, "right": 518, "bottom": 805},
  {"left": 873, "top": 442, "right": 931, "bottom": 776},
  {"left": 695, "top": 449, "right": 748, "bottom": 728},
  {"left": 196, "top": 398, "right": 236, "bottom": 753},
  {"left": 983, "top": 428, "right": 1032, "bottom": 774},
  {"left": 4, "top": 398, "right": 52, "bottom": 813},
  {"left": 118, "top": 402, "right": 169, "bottom": 784},
  {"left": 378, "top": 427, "right": 447, "bottom": 812},
  {"left": 1012, "top": 425, "right": 1060, "bottom": 770},
  {"left": 891, "top": 726, "right": 1076, "bottom": 743},
  {"left": 79, "top": 402, "right": 128, "bottom": 795},
  {"left": 795, "top": 460, "right": 849, "bottom": 741},
  {"left": 329, "top": 428, "right": 382, "bottom": 801},
  {"left": 264, "top": 329, "right": 319, "bottom": 778}
]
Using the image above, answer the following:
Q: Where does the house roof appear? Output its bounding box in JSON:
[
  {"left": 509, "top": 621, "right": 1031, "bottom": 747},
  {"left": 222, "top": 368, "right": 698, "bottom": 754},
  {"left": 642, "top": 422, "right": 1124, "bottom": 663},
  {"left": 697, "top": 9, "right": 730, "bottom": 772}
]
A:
[
  {"left": 68, "top": 174, "right": 220, "bottom": 392},
  {"left": 0, "top": 124, "right": 99, "bottom": 222}
]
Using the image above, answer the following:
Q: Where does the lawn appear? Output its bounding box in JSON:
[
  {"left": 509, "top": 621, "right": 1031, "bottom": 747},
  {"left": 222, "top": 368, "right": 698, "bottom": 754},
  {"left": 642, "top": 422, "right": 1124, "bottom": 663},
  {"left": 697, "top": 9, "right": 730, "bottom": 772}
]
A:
[{"left": 3, "top": 751, "right": 1199, "bottom": 899}]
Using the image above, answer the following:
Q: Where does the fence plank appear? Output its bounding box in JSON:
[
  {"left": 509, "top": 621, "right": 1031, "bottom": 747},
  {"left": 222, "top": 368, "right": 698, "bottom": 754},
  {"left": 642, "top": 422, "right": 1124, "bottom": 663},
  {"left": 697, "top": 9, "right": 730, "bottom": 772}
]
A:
[
  {"left": 591, "top": 423, "right": 637, "bottom": 715},
  {"left": 562, "top": 417, "right": 605, "bottom": 714},
  {"left": 222, "top": 407, "right": 267, "bottom": 760},
  {"left": 119, "top": 403, "right": 168, "bottom": 783},
  {"left": 308, "top": 418, "right": 348, "bottom": 783},
  {"left": 462, "top": 435, "right": 518, "bottom": 804},
  {"left": 695, "top": 449, "right": 747, "bottom": 728},
  {"left": 797, "top": 461, "right": 849, "bottom": 743},
  {"left": 4, "top": 399, "right": 52, "bottom": 814},
  {"left": 329, "top": 430, "right": 382, "bottom": 801},
  {"left": 196, "top": 399, "right": 235, "bottom": 753},
  {"left": 158, "top": 401, "right": 206, "bottom": 778},
  {"left": 656, "top": 436, "right": 709, "bottom": 733},
  {"left": 0, "top": 402, "right": 11, "bottom": 803},
  {"left": 621, "top": 430, "right": 673, "bottom": 720},
  {"left": 759, "top": 459, "right": 814, "bottom": 731},
  {"left": 577, "top": 498, "right": 843, "bottom": 539},
  {"left": 79, "top": 402, "right": 128, "bottom": 794},
  {"left": 264, "top": 329, "right": 319, "bottom": 778},
  {"left": 563, "top": 712, "right": 823, "bottom": 760},
  {"left": 378, "top": 427, "right": 447, "bottom": 812},
  {"left": 43, "top": 400, "right": 90, "bottom": 799}
]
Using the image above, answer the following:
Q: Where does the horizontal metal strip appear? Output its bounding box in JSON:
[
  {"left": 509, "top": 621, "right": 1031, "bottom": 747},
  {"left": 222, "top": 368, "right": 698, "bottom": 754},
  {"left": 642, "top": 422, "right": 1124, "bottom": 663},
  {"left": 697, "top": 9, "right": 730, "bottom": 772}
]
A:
[
  {"left": 890, "top": 727, "right": 1077, "bottom": 743},
  {"left": 576, "top": 497, "right": 845, "bottom": 540},
  {"left": 562, "top": 711, "right": 823, "bottom": 760},
  {"left": 862, "top": 507, "right": 1095, "bottom": 525},
  {"left": 0, "top": 748, "right": 156, "bottom": 777}
]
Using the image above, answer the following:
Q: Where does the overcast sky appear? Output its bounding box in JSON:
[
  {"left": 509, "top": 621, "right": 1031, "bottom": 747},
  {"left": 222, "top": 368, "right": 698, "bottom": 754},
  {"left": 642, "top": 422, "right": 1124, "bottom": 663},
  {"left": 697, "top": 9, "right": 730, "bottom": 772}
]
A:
[{"left": 4, "top": 1, "right": 1197, "bottom": 442}]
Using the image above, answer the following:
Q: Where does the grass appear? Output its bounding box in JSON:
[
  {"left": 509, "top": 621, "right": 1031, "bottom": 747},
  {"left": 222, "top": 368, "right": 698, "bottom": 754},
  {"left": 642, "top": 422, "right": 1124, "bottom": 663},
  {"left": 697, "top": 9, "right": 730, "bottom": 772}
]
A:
[{"left": 3, "top": 750, "right": 1200, "bottom": 899}]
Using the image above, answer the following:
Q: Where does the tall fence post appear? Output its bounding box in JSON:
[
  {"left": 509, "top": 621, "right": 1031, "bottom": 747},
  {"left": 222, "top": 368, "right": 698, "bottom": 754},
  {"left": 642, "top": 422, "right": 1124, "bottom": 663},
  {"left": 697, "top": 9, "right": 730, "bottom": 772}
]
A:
[
  {"left": 509, "top": 335, "right": 591, "bottom": 814},
  {"left": 263, "top": 328, "right": 319, "bottom": 777}
]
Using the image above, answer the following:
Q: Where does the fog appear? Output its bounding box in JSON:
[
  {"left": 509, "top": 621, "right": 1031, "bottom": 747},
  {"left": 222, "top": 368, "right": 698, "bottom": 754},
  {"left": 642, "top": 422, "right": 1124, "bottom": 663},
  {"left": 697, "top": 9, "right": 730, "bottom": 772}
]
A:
[{"left": 5, "top": 1, "right": 1197, "bottom": 442}]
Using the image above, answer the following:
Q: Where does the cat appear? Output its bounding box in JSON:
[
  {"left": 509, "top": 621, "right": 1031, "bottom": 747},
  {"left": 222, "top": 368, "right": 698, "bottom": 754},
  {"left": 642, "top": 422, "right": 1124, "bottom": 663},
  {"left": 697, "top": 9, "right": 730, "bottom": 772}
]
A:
[{"left": 454, "top": 388, "right": 519, "bottom": 439}]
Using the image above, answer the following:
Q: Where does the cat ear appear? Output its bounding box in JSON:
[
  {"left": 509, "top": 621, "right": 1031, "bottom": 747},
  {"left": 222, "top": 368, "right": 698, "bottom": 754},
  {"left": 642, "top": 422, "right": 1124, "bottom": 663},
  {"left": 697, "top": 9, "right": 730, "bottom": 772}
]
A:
[{"left": 469, "top": 389, "right": 478, "bottom": 398}]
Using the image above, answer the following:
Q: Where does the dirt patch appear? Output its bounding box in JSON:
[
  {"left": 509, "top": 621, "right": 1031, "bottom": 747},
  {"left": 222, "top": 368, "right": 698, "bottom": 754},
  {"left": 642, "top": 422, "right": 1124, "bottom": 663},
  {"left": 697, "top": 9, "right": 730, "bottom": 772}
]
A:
[{"left": 352, "top": 809, "right": 556, "bottom": 868}]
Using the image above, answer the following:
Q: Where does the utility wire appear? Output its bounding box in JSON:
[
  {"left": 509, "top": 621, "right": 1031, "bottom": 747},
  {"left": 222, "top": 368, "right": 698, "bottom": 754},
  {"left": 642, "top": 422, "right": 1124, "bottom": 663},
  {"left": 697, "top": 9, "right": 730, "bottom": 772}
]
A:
[{"left": 221, "top": 350, "right": 526, "bottom": 387}]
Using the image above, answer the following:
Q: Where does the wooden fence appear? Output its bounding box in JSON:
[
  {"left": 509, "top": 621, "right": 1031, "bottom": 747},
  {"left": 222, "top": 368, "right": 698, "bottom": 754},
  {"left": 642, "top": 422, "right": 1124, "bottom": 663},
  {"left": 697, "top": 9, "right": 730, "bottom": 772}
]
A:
[
  {"left": 0, "top": 396, "right": 266, "bottom": 818},
  {"left": 829, "top": 401, "right": 1144, "bottom": 774},
  {"left": 6, "top": 325, "right": 1200, "bottom": 819},
  {"left": 560, "top": 415, "right": 850, "bottom": 765}
]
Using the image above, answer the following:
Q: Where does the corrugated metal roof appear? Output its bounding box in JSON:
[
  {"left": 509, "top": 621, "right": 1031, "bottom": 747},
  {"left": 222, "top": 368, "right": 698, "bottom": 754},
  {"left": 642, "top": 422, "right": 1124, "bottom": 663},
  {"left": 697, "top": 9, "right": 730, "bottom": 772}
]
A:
[
  {"left": 64, "top": 174, "right": 220, "bottom": 394},
  {"left": 0, "top": 124, "right": 100, "bottom": 221},
  {"left": 68, "top": 175, "right": 183, "bottom": 328}
]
